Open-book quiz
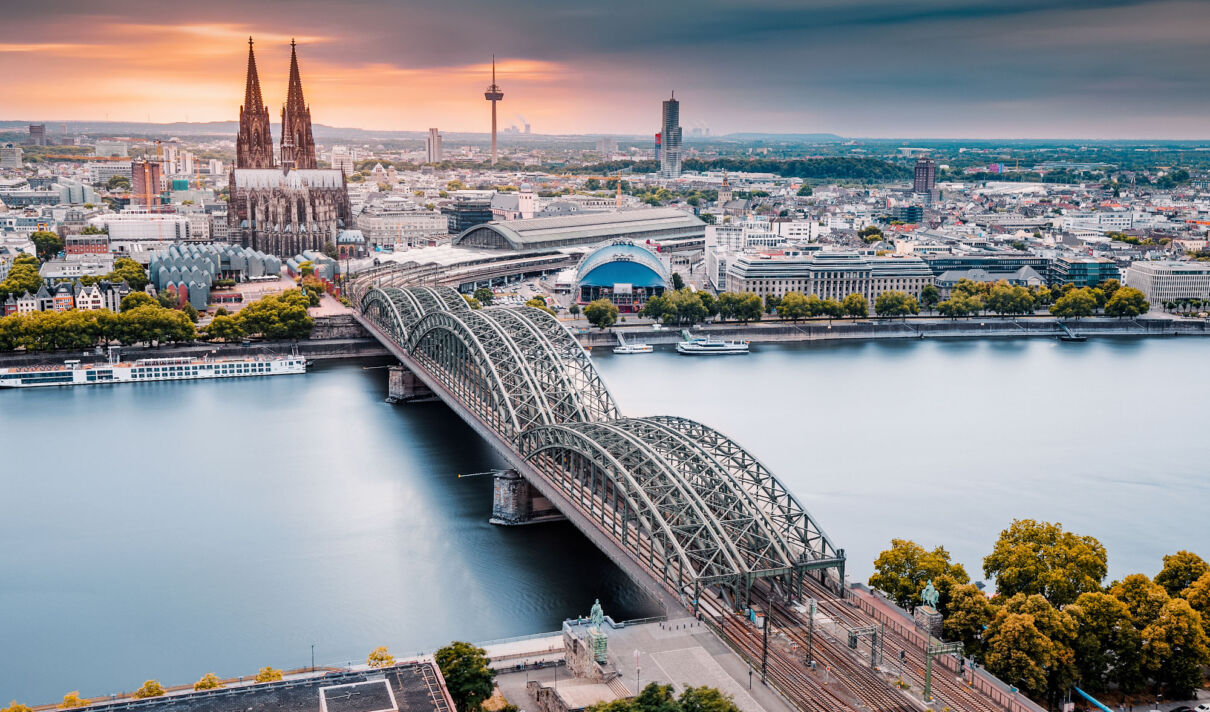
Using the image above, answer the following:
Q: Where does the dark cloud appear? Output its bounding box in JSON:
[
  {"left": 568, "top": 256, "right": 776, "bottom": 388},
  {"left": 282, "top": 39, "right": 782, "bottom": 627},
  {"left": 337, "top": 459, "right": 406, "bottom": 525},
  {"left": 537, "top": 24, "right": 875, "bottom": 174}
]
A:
[{"left": 2, "top": 0, "right": 1208, "bottom": 137}]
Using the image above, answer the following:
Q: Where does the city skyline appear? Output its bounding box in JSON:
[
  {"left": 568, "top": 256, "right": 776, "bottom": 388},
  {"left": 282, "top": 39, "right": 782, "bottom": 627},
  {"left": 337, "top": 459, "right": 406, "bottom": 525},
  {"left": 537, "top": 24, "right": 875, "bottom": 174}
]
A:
[{"left": 3, "top": 0, "right": 1210, "bottom": 139}]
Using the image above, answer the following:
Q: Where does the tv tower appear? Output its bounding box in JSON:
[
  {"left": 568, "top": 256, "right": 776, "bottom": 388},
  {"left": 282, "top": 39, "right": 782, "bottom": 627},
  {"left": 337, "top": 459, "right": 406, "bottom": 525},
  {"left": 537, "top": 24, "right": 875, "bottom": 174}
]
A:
[{"left": 484, "top": 56, "right": 504, "bottom": 165}]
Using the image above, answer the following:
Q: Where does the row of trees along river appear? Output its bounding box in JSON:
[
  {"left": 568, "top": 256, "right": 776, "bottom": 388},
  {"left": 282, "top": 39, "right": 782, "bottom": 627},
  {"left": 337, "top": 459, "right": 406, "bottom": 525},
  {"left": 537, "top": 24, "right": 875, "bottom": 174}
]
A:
[{"left": 869, "top": 519, "right": 1210, "bottom": 708}]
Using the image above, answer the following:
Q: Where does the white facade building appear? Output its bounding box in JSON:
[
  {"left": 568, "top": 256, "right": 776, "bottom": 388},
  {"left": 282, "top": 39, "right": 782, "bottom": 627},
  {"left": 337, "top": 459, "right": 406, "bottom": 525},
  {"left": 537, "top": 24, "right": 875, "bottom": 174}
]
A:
[
  {"left": 1124, "top": 261, "right": 1210, "bottom": 303},
  {"left": 88, "top": 161, "right": 133, "bottom": 184},
  {"left": 725, "top": 252, "right": 934, "bottom": 301}
]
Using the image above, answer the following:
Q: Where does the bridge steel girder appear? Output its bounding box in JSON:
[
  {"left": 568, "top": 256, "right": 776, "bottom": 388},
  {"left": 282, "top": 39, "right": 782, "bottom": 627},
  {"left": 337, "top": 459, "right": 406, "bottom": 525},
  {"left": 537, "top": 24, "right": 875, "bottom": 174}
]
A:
[{"left": 353, "top": 271, "right": 846, "bottom": 609}]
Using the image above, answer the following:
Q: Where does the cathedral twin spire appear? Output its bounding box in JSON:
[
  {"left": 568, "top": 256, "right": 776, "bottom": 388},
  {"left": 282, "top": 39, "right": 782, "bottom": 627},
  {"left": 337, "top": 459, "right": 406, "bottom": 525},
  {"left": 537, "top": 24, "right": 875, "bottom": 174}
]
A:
[{"left": 236, "top": 38, "right": 316, "bottom": 171}]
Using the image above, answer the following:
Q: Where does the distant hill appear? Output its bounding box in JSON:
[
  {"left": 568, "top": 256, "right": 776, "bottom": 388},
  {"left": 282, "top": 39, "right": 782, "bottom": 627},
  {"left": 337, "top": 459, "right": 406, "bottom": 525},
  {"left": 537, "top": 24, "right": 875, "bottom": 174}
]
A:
[{"left": 720, "top": 132, "right": 846, "bottom": 142}]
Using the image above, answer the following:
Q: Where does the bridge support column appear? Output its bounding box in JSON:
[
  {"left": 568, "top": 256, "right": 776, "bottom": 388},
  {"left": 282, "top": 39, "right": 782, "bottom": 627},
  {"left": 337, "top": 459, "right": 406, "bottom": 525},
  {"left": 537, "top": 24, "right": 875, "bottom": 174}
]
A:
[
  {"left": 386, "top": 364, "right": 436, "bottom": 404},
  {"left": 490, "top": 469, "right": 567, "bottom": 526}
]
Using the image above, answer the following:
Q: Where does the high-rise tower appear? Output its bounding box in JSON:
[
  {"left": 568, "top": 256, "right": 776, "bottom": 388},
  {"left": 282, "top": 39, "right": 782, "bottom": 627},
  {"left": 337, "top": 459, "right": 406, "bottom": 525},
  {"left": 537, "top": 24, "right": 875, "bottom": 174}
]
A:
[
  {"left": 659, "top": 92, "right": 682, "bottom": 179},
  {"left": 484, "top": 56, "right": 504, "bottom": 165},
  {"left": 913, "top": 156, "right": 937, "bottom": 204},
  {"left": 236, "top": 37, "right": 274, "bottom": 169},
  {"left": 280, "top": 39, "right": 317, "bottom": 171}
]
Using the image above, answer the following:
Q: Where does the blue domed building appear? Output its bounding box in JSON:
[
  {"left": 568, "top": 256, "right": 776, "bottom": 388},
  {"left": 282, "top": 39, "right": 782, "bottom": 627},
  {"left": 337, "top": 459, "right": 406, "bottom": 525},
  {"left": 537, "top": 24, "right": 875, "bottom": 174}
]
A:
[{"left": 575, "top": 240, "right": 670, "bottom": 312}]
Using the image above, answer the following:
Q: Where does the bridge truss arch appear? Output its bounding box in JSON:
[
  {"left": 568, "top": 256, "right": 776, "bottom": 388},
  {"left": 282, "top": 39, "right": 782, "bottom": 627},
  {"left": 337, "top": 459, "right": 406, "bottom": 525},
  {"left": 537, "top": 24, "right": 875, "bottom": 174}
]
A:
[
  {"left": 517, "top": 417, "right": 844, "bottom": 605},
  {"left": 356, "top": 269, "right": 843, "bottom": 607}
]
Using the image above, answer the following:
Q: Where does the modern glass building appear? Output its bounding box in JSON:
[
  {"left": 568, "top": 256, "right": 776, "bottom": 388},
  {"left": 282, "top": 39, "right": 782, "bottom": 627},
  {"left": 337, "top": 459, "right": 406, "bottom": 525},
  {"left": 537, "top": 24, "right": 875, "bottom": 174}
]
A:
[{"left": 659, "top": 93, "right": 682, "bottom": 179}]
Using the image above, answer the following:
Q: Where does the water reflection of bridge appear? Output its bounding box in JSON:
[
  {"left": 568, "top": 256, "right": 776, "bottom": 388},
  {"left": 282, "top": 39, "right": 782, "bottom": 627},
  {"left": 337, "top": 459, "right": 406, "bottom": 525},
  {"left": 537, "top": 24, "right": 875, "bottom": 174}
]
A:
[{"left": 352, "top": 281, "right": 845, "bottom": 611}]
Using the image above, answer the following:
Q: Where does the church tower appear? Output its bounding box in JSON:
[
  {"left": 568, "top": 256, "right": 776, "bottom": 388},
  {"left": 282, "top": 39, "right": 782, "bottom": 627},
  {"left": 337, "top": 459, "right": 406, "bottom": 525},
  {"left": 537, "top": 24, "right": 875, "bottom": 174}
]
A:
[
  {"left": 280, "top": 39, "right": 317, "bottom": 171},
  {"left": 236, "top": 37, "right": 274, "bottom": 169}
]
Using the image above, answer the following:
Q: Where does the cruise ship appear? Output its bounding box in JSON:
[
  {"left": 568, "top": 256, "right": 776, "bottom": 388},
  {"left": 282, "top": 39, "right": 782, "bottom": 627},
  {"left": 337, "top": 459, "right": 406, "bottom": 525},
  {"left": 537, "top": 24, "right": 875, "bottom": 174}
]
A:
[{"left": 0, "top": 354, "right": 306, "bottom": 388}]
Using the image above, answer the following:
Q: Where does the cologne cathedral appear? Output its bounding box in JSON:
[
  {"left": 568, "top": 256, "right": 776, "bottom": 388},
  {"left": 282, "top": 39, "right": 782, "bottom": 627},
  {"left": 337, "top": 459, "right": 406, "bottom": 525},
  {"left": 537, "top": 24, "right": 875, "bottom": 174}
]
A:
[{"left": 227, "top": 38, "right": 350, "bottom": 257}]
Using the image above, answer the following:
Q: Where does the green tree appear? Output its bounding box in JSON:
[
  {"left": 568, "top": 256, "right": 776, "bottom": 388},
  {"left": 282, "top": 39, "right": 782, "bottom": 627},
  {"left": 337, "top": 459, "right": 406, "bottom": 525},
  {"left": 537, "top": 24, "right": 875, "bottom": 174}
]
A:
[
  {"left": 106, "top": 175, "right": 131, "bottom": 190},
  {"left": 204, "top": 314, "right": 245, "bottom": 342},
  {"left": 1110, "top": 573, "right": 1170, "bottom": 628},
  {"left": 60, "top": 692, "right": 88, "bottom": 709},
  {"left": 983, "top": 519, "right": 1107, "bottom": 607},
  {"left": 666, "top": 289, "right": 707, "bottom": 325},
  {"left": 671, "top": 272, "right": 685, "bottom": 290},
  {"left": 525, "top": 297, "right": 556, "bottom": 316},
  {"left": 982, "top": 612, "right": 1055, "bottom": 700},
  {"left": 842, "top": 292, "right": 868, "bottom": 318},
  {"left": 776, "top": 292, "right": 809, "bottom": 321},
  {"left": 678, "top": 686, "right": 740, "bottom": 712},
  {"left": 568, "top": 303, "right": 580, "bottom": 316},
  {"left": 639, "top": 295, "right": 673, "bottom": 323},
  {"left": 463, "top": 294, "right": 482, "bottom": 309},
  {"left": 193, "top": 672, "right": 224, "bottom": 690},
  {"left": 937, "top": 294, "right": 982, "bottom": 318},
  {"left": 920, "top": 283, "right": 940, "bottom": 313},
  {"left": 993, "top": 594, "right": 1079, "bottom": 705},
  {"left": 1104, "top": 286, "right": 1149, "bottom": 317},
  {"left": 942, "top": 584, "right": 996, "bottom": 658},
  {"left": 796, "top": 184, "right": 813, "bottom": 197},
  {"left": 108, "top": 257, "right": 150, "bottom": 291},
  {"left": 1180, "top": 571, "right": 1210, "bottom": 617},
  {"left": 858, "top": 225, "right": 883, "bottom": 244},
  {"left": 322, "top": 241, "right": 338, "bottom": 259},
  {"left": 1154, "top": 551, "right": 1208, "bottom": 597},
  {"left": 298, "top": 260, "right": 315, "bottom": 278},
  {"left": 120, "top": 292, "right": 156, "bottom": 312},
  {"left": 1141, "top": 598, "right": 1210, "bottom": 698},
  {"left": 236, "top": 290, "right": 312, "bottom": 340},
  {"left": 254, "top": 666, "right": 282, "bottom": 683},
  {"left": 1050, "top": 288, "right": 1097, "bottom": 318},
  {"left": 714, "top": 292, "right": 740, "bottom": 322},
  {"left": 734, "top": 293, "right": 763, "bottom": 323},
  {"left": 133, "top": 680, "right": 165, "bottom": 698},
  {"left": 873, "top": 290, "right": 919, "bottom": 319},
  {"left": 584, "top": 299, "right": 619, "bottom": 329},
  {"left": 0, "top": 255, "right": 43, "bottom": 298},
  {"left": 763, "top": 294, "right": 781, "bottom": 315},
  {"left": 435, "top": 642, "right": 494, "bottom": 712},
  {"left": 31, "top": 230, "right": 64, "bottom": 261},
  {"left": 367, "top": 645, "right": 396, "bottom": 668},
  {"left": 473, "top": 287, "right": 494, "bottom": 306},
  {"left": 1069, "top": 592, "right": 1143, "bottom": 694},
  {"left": 182, "top": 302, "right": 199, "bottom": 323},
  {"left": 869, "top": 539, "right": 970, "bottom": 609}
]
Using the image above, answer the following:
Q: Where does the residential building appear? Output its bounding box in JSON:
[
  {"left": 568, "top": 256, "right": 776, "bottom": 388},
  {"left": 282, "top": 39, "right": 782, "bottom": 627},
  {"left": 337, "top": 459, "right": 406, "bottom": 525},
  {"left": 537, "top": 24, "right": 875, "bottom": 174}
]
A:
[
  {"left": 329, "top": 146, "right": 354, "bottom": 175},
  {"left": 1124, "top": 261, "right": 1210, "bottom": 304},
  {"left": 40, "top": 255, "right": 115, "bottom": 285},
  {"left": 66, "top": 234, "right": 110, "bottom": 259}
]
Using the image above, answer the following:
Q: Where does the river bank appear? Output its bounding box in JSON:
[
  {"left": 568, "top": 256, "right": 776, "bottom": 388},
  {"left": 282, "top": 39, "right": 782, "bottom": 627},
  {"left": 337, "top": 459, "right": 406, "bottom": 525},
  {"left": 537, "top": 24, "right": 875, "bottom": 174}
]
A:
[
  {"left": 572, "top": 314, "right": 1208, "bottom": 348},
  {"left": 0, "top": 314, "right": 389, "bottom": 368}
]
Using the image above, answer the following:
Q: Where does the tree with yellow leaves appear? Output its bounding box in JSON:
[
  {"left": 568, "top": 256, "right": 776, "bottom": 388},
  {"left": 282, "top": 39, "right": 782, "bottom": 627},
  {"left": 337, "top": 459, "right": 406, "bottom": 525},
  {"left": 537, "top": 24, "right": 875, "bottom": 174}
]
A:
[
  {"left": 133, "top": 680, "right": 165, "bottom": 699},
  {"left": 254, "top": 666, "right": 282, "bottom": 683},
  {"left": 367, "top": 646, "right": 396, "bottom": 668},
  {"left": 193, "top": 672, "right": 224, "bottom": 690}
]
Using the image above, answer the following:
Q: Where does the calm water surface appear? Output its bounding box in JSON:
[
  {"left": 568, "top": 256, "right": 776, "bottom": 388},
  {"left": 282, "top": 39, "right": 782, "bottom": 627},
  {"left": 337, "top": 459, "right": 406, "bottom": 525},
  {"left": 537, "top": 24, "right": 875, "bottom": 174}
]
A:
[{"left": 3, "top": 337, "right": 1208, "bottom": 701}]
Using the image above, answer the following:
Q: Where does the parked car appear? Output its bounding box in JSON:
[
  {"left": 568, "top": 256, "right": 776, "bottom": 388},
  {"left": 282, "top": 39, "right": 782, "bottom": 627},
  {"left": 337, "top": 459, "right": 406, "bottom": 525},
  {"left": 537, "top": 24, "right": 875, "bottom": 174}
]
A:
[{"left": 1192, "top": 704, "right": 1210, "bottom": 712}]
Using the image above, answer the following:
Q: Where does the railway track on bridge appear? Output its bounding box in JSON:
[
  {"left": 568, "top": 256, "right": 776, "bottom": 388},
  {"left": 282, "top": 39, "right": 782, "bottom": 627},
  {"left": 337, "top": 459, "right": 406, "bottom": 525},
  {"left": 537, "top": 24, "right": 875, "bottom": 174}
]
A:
[{"left": 349, "top": 278, "right": 1012, "bottom": 712}]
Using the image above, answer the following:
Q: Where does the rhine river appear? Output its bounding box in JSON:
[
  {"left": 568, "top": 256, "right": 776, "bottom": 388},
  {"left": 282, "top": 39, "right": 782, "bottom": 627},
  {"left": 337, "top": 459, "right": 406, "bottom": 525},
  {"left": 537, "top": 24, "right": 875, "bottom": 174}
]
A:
[{"left": 3, "top": 337, "right": 1208, "bottom": 701}]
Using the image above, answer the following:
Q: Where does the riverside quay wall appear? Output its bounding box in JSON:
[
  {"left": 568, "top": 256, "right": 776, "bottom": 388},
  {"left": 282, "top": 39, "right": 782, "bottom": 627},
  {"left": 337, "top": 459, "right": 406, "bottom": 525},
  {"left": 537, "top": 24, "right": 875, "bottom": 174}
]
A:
[
  {"left": 572, "top": 316, "right": 1209, "bottom": 349},
  {"left": 0, "top": 315, "right": 388, "bottom": 368}
]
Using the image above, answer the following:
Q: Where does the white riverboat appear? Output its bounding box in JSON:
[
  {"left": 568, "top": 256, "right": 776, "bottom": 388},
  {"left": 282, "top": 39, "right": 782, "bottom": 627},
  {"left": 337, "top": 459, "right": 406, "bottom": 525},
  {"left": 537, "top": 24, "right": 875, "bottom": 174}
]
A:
[
  {"left": 676, "top": 330, "right": 750, "bottom": 355},
  {"left": 613, "top": 332, "right": 654, "bottom": 354},
  {"left": 0, "top": 353, "right": 306, "bottom": 388}
]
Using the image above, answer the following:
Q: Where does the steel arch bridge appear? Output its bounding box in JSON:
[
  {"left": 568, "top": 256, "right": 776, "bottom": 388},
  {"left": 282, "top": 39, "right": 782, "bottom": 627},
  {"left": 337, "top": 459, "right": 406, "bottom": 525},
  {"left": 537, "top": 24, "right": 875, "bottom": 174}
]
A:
[{"left": 357, "top": 283, "right": 844, "bottom": 607}]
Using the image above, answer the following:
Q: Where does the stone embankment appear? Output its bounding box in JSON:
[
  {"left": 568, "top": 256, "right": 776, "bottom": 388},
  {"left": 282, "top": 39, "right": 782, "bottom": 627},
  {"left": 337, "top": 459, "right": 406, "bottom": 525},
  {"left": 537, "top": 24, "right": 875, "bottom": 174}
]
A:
[
  {"left": 0, "top": 315, "right": 389, "bottom": 367},
  {"left": 572, "top": 316, "right": 1208, "bottom": 348}
]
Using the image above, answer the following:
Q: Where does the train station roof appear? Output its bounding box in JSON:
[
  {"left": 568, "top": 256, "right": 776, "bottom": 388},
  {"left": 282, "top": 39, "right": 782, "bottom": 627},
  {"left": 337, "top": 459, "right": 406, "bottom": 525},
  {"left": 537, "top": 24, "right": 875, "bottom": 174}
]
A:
[{"left": 453, "top": 208, "right": 705, "bottom": 251}]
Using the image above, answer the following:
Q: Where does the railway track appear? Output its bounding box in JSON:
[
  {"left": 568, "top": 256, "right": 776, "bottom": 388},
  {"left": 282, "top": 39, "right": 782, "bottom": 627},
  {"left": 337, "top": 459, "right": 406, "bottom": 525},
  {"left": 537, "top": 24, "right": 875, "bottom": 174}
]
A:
[{"left": 797, "top": 577, "right": 1005, "bottom": 712}]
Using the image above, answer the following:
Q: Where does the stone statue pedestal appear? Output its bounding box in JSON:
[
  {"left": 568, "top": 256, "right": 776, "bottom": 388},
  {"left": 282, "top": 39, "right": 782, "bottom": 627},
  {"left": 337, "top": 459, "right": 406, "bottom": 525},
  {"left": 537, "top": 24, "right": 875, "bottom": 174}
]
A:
[{"left": 914, "top": 605, "right": 943, "bottom": 638}]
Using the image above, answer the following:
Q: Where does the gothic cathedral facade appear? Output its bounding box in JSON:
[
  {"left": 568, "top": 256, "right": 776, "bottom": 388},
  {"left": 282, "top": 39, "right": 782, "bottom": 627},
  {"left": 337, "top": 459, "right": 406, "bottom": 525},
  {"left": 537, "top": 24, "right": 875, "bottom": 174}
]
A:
[{"left": 227, "top": 39, "right": 350, "bottom": 257}]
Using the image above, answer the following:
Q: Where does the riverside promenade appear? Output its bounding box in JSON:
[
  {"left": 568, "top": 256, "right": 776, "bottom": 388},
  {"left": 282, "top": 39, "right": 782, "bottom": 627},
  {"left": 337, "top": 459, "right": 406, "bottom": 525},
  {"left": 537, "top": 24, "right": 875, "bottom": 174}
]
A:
[{"left": 571, "top": 314, "right": 1208, "bottom": 349}]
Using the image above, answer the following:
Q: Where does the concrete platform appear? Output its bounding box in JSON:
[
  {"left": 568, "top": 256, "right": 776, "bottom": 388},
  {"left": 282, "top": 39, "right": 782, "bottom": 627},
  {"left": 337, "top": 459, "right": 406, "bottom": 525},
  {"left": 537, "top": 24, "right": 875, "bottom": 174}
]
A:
[{"left": 494, "top": 621, "right": 797, "bottom": 712}]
